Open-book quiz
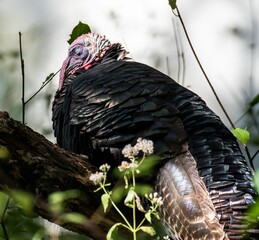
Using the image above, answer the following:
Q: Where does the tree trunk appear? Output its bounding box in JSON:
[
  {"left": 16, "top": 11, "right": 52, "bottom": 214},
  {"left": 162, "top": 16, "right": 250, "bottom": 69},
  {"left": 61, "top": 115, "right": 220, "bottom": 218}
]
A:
[{"left": 0, "top": 111, "right": 127, "bottom": 240}]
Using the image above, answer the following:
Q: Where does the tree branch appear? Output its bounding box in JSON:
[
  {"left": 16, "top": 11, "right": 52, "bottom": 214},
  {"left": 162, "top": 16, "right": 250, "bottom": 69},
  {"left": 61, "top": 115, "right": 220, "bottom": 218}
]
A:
[{"left": 0, "top": 111, "right": 128, "bottom": 240}]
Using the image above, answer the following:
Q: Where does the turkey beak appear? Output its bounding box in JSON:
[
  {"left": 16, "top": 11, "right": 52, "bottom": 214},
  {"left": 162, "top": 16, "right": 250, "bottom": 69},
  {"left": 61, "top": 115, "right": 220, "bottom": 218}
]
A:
[{"left": 59, "top": 56, "right": 71, "bottom": 91}]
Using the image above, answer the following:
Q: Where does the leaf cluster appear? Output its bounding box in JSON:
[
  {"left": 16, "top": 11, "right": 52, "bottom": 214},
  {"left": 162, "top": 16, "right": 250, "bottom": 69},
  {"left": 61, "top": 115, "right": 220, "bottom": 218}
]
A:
[{"left": 67, "top": 22, "right": 91, "bottom": 44}]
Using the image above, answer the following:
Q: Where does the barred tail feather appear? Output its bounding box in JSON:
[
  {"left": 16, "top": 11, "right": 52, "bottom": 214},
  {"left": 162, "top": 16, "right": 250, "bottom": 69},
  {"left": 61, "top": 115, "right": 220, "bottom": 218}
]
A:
[{"left": 155, "top": 151, "right": 228, "bottom": 240}]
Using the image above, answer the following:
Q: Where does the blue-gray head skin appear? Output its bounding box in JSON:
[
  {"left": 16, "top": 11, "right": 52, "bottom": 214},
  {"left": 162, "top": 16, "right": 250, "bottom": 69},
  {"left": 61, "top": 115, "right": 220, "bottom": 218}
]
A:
[{"left": 59, "top": 33, "right": 111, "bottom": 90}]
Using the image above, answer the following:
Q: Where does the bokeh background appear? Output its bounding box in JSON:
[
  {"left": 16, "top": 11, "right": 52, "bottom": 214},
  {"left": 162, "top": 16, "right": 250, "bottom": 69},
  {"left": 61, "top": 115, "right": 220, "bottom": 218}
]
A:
[{"left": 0, "top": 0, "right": 259, "bottom": 239}]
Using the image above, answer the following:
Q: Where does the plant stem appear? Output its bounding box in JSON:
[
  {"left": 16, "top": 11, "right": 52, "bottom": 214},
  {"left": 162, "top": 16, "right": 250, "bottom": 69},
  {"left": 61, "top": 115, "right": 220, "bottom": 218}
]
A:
[
  {"left": 19, "top": 32, "right": 25, "bottom": 124},
  {"left": 132, "top": 169, "right": 137, "bottom": 240},
  {"left": 175, "top": 7, "right": 235, "bottom": 129},
  {"left": 1, "top": 197, "right": 10, "bottom": 240},
  {"left": 24, "top": 70, "right": 60, "bottom": 105},
  {"left": 101, "top": 185, "right": 132, "bottom": 231},
  {"left": 174, "top": 6, "right": 254, "bottom": 168},
  {"left": 136, "top": 217, "right": 146, "bottom": 230}
]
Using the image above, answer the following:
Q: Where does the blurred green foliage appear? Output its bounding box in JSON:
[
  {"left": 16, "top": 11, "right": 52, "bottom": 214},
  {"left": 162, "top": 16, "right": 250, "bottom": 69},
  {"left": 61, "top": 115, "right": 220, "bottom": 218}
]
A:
[{"left": 0, "top": 191, "right": 91, "bottom": 240}]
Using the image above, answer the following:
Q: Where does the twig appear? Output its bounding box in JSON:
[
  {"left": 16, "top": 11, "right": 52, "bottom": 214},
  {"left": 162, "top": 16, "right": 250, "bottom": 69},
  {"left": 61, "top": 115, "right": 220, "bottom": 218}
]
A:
[
  {"left": 246, "top": 0, "right": 258, "bottom": 170},
  {"left": 174, "top": 7, "right": 235, "bottom": 129},
  {"left": 24, "top": 70, "right": 60, "bottom": 105},
  {"left": 18, "top": 32, "right": 59, "bottom": 120},
  {"left": 246, "top": 147, "right": 254, "bottom": 172},
  {"left": 247, "top": 0, "right": 259, "bottom": 132},
  {"left": 173, "top": 6, "right": 254, "bottom": 168},
  {"left": 172, "top": 19, "right": 180, "bottom": 82},
  {"left": 251, "top": 150, "right": 259, "bottom": 162},
  {"left": 234, "top": 109, "right": 249, "bottom": 125},
  {"left": 19, "top": 32, "right": 25, "bottom": 124},
  {"left": 1, "top": 197, "right": 10, "bottom": 240},
  {"left": 172, "top": 18, "right": 185, "bottom": 85}
]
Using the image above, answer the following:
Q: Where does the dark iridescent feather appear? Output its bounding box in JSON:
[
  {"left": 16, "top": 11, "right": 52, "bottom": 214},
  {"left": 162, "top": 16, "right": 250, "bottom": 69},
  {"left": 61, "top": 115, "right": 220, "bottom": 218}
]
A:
[{"left": 53, "top": 42, "right": 258, "bottom": 239}]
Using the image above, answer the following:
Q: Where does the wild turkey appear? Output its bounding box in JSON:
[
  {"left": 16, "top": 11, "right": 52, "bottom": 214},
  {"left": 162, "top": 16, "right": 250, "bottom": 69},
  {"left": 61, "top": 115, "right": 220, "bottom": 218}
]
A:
[{"left": 52, "top": 33, "right": 258, "bottom": 239}]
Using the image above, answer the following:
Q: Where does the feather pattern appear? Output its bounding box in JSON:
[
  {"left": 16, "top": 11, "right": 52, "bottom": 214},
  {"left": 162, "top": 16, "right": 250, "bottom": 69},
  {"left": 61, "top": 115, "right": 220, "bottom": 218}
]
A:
[{"left": 53, "top": 42, "right": 258, "bottom": 239}]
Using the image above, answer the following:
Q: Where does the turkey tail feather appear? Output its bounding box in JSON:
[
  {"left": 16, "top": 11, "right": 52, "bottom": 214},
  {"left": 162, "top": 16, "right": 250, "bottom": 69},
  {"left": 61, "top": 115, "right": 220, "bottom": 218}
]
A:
[{"left": 155, "top": 151, "right": 229, "bottom": 240}]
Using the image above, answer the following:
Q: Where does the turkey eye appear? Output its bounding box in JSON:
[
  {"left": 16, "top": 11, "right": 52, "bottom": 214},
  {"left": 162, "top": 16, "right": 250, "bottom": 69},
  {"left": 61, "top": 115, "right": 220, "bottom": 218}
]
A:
[{"left": 73, "top": 46, "right": 82, "bottom": 56}]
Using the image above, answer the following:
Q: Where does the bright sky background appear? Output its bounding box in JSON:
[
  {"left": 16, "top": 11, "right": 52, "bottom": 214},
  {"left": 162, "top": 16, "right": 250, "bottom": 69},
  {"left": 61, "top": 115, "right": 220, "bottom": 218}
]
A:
[{"left": 0, "top": 0, "right": 258, "bottom": 162}]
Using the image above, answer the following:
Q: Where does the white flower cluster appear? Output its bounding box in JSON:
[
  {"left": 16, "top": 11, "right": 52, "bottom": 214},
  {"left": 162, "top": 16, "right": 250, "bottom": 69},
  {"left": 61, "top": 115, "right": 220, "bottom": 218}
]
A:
[
  {"left": 121, "top": 144, "right": 139, "bottom": 159},
  {"left": 145, "top": 192, "right": 163, "bottom": 206},
  {"left": 89, "top": 171, "right": 105, "bottom": 185},
  {"left": 122, "top": 138, "right": 154, "bottom": 159},
  {"left": 135, "top": 138, "right": 154, "bottom": 155},
  {"left": 118, "top": 160, "right": 138, "bottom": 172},
  {"left": 99, "top": 163, "right": 110, "bottom": 172},
  {"left": 89, "top": 164, "right": 111, "bottom": 185}
]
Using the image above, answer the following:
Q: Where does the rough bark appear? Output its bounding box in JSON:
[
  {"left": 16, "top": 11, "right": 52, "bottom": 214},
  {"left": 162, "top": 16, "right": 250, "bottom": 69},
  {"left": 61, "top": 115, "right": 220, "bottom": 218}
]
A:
[{"left": 0, "top": 111, "right": 127, "bottom": 240}]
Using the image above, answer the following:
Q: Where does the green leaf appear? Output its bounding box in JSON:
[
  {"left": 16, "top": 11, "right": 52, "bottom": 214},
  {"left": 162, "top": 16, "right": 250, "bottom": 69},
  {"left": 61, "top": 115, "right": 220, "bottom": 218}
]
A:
[
  {"left": 101, "top": 193, "right": 110, "bottom": 213},
  {"left": 67, "top": 21, "right": 91, "bottom": 44},
  {"left": 137, "top": 155, "right": 160, "bottom": 177},
  {"left": 231, "top": 128, "right": 250, "bottom": 145},
  {"left": 111, "top": 186, "right": 127, "bottom": 203},
  {"left": 135, "top": 193, "right": 145, "bottom": 212},
  {"left": 106, "top": 223, "right": 124, "bottom": 240},
  {"left": 0, "top": 145, "right": 10, "bottom": 162},
  {"left": 247, "top": 198, "right": 259, "bottom": 220},
  {"left": 0, "top": 191, "right": 9, "bottom": 218},
  {"left": 48, "top": 189, "right": 80, "bottom": 213},
  {"left": 49, "top": 189, "right": 80, "bottom": 204},
  {"left": 124, "top": 188, "right": 135, "bottom": 208},
  {"left": 60, "top": 212, "right": 87, "bottom": 224},
  {"left": 168, "top": 0, "right": 177, "bottom": 10},
  {"left": 10, "top": 190, "right": 34, "bottom": 213},
  {"left": 32, "top": 228, "right": 45, "bottom": 240},
  {"left": 135, "top": 184, "right": 153, "bottom": 196},
  {"left": 145, "top": 211, "right": 152, "bottom": 223},
  {"left": 45, "top": 72, "right": 55, "bottom": 82},
  {"left": 139, "top": 226, "right": 156, "bottom": 236}
]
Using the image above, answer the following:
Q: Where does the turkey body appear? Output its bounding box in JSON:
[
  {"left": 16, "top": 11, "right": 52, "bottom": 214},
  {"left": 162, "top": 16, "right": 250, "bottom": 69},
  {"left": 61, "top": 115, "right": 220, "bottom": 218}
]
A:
[{"left": 53, "top": 58, "right": 257, "bottom": 239}]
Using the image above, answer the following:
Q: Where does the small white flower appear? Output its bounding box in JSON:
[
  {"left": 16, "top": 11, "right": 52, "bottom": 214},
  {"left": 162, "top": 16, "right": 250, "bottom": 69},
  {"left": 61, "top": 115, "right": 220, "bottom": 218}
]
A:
[
  {"left": 122, "top": 144, "right": 139, "bottom": 158},
  {"left": 99, "top": 163, "right": 110, "bottom": 172},
  {"left": 129, "top": 162, "right": 138, "bottom": 170},
  {"left": 118, "top": 161, "right": 131, "bottom": 171},
  {"left": 122, "top": 138, "right": 154, "bottom": 159},
  {"left": 89, "top": 172, "right": 105, "bottom": 185},
  {"left": 153, "top": 196, "right": 163, "bottom": 206},
  {"left": 146, "top": 192, "right": 163, "bottom": 206},
  {"left": 135, "top": 138, "right": 154, "bottom": 155}
]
